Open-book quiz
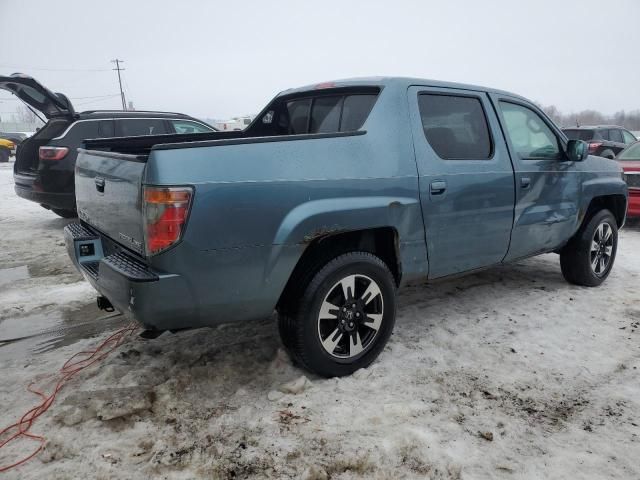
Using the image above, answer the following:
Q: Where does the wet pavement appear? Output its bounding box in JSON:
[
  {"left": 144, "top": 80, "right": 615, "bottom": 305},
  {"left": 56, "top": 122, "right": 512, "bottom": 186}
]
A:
[{"left": 0, "top": 265, "right": 128, "bottom": 363}]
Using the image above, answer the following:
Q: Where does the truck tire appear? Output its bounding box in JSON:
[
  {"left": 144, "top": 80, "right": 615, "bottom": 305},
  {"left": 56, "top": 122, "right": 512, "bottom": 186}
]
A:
[
  {"left": 0, "top": 147, "right": 9, "bottom": 162},
  {"left": 560, "top": 209, "right": 618, "bottom": 287},
  {"left": 51, "top": 208, "right": 78, "bottom": 219},
  {"left": 278, "top": 251, "right": 396, "bottom": 377}
]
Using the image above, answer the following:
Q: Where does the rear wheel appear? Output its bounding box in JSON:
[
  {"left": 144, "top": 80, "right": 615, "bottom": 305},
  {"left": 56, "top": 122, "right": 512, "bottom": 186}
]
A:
[
  {"left": 560, "top": 209, "right": 618, "bottom": 286},
  {"left": 0, "top": 147, "right": 9, "bottom": 162},
  {"left": 278, "top": 252, "right": 396, "bottom": 377},
  {"left": 51, "top": 208, "right": 77, "bottom": 219}
]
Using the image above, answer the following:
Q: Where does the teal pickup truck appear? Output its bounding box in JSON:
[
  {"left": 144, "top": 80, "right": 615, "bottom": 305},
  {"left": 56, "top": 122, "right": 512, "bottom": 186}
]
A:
[{"left": 65, "top": 77, "right": 627, "bottom": 377}]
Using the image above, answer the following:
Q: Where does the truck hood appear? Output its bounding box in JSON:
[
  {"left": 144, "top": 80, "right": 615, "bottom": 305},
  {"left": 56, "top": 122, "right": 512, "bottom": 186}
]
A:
[{"left": 0, "top": 73, "right": 75, "bottom": 119}]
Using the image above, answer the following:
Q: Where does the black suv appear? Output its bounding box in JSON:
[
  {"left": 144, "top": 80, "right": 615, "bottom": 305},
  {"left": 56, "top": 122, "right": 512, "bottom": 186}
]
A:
[
  {"left": 0, "top": 74, "right": 215, "bottom": 218},
  {"left": 562, "top": 125, "right": 636, "bottom": 159}
]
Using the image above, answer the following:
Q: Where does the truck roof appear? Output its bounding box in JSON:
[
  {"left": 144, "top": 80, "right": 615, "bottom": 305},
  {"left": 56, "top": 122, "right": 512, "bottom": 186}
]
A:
[
  {"left": 278, "top": 76, "right": 528, "bottom": 101},
  {"left": 77, "top": 110, "right": 195, "bottom": 120}
]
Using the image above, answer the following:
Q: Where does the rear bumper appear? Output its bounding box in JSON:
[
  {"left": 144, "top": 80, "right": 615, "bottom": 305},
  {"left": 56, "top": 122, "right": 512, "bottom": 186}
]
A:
[
  {"left": 64, "top": 223, "right": 196, "bottom": 331},
  {"left": 628, "top": 190, "right": 640, "bottom": 217},
  {"left": 14, "top": 173, "right": 76, "bottom": 211}
]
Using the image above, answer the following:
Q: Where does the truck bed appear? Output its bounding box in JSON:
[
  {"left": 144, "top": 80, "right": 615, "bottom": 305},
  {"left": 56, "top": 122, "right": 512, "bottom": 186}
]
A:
[{"left": 83, "top": 130, "right": 245, "bottom": 155}]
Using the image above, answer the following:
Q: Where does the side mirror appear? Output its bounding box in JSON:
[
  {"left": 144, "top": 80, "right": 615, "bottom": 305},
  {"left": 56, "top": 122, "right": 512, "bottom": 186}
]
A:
[{"left": 566, "top": 139, "right": 588, "bottom": 162}]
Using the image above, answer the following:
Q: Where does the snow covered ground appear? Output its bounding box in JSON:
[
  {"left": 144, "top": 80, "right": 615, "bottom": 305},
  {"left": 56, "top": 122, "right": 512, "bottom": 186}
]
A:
[{"left": 0, "top": 160, "right": 639, "bottom": 479}]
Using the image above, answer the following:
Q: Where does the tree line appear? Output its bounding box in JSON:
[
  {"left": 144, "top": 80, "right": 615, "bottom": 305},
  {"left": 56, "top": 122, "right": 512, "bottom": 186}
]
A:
[{"left": 537, "top": 104, "right": 640, "bottom": 131}]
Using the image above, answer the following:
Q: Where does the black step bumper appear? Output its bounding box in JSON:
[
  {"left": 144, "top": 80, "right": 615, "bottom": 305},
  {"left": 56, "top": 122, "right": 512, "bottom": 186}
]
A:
[{"left": 64, "top": 222, "right": 195, "bottom": 330}]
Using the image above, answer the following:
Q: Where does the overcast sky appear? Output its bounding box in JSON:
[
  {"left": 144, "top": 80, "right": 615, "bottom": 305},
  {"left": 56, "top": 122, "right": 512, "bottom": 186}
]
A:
[{"left": 1, "top": 0, "right": 639, "bottom": 120}]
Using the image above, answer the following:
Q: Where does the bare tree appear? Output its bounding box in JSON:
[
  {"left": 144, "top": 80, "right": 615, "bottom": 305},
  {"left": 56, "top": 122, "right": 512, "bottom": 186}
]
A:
[
  {"left": 12, "top": 106, "right": 38, "bottom": 124},
  {"left": 538, "top": 104, "right": 640, "bottom": 131}
]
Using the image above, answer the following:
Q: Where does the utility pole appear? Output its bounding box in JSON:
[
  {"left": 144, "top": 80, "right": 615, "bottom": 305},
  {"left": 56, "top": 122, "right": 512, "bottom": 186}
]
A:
[{"left": 111, "top": 59, "right": 127, "bottom": 111}]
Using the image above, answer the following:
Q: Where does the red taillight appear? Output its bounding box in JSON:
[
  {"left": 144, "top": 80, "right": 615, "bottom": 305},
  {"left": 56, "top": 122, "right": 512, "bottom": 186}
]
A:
[
  {"left": 588, "top": 141, "right": 602, "bottom": 154},
  {"left": 143, "top": 186, "right": 193, "bottom": 255},
  {"left": 39, "top": 146, "right": 69, "bottom": 161}
]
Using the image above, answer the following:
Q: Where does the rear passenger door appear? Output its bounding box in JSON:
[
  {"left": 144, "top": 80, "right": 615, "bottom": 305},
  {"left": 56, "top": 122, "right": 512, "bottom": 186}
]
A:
[{"left": 408, "top": 86, "right": 515, "bottom": 278}]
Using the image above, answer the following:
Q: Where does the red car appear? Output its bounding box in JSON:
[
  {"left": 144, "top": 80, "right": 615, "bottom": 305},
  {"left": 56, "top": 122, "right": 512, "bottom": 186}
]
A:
[{"left": 617, "top": 141, "right": 640, "bottom": 217}]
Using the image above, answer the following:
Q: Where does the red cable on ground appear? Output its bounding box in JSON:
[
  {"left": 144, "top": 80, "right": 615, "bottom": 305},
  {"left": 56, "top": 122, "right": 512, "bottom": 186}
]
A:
[{"left": 0, "top": 323, "right": 138, "bottom": 473}]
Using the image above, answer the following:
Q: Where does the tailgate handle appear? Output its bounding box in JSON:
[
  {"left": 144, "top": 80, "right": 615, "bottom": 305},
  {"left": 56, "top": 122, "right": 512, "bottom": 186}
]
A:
[{"left": 95, "top": 177, "right": 105, "bottom": 193}]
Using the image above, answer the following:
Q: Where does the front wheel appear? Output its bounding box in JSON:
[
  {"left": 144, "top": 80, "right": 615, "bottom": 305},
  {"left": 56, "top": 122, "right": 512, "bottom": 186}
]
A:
[
  {"left": 560, "top": 209, "right": 618, "bottom": 286},
  {"left": 278, "top": 252, "right": 396, "bottom": 377},
  {"left": 0, "top": 147, "right": 9, "bottom": 162}
]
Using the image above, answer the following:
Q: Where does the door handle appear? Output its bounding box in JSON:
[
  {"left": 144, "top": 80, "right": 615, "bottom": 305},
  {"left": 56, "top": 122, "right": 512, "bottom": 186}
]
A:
[
  {"left": 95, "top": 176, "right": 105, "bottom": 193},
  {"left": 430, "top": 180, "right": 447, "bottom": 195},
  {"left": 520, "top": 177, "right": 531, "bottom": 189}
]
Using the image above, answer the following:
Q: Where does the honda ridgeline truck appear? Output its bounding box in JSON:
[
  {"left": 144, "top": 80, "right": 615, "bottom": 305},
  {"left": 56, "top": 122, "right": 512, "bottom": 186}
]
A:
[{"left": 64, "top": 78, "right": 628, "bottom": 377}]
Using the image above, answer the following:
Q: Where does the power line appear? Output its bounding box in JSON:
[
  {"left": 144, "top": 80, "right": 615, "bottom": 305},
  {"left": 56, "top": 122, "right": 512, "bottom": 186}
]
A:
[
  {"left": 111, "top": 59, "right": 127, "bottom": 111},
  {"left": 1, "top": 94, "right": 121, "bottom": 102},
  {"left": 74, "top": 95, "right": 122, "bottom": 107},
  {"left": 0, "top": 64, "right": 110, "bottom": 72}
]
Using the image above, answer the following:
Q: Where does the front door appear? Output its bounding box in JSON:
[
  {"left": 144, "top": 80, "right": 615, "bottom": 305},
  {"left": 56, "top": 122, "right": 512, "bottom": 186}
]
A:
[
  {"left": 490, "top": 95, "right": 580, "bottom": 261},
  {"left": 408, "top": 86, "right": 515, "bottom": 279}
]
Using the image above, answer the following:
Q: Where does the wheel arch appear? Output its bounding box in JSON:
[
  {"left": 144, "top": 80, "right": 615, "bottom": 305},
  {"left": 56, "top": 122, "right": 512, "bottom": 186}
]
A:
[
  {"left": 584, "top": 194, "right": 627, "bottom": 228},
  {"left": 276, "top": 226, "right": 402, "bottom": 312}
]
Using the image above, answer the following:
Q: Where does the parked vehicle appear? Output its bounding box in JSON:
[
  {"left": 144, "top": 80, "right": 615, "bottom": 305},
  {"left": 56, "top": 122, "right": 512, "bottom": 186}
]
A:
[
  {"left": 64, "top": 77, "right": 627, "bottom": 377},
  {"left": 616, "top": 141, "right": 640, "bottom": 217},
  {"left": 0, "top": 74, "right": 217, "bottom": 218},
  {"left": 0, "top": 131, "right": 28, "bottom": 145},
  {"left": 0, "top": 137, "right": 15, "bottom": 162},
  {"left": 214, "top": 116, "right": 254, "bottom": 131},
  {"left": 562, "top": 126, "right": 636, "bottom": 159}
]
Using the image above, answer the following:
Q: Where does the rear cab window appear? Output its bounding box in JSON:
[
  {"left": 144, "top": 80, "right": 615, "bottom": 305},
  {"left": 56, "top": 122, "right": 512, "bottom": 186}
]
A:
[{"left": 253, "top": 87, "right": 379, "bottom": 137}]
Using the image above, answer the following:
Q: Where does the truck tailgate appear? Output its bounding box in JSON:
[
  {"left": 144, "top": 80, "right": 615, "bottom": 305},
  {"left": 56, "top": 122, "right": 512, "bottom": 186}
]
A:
[{"left": 75, "top": 148, "right": 147, "bottom": 255}]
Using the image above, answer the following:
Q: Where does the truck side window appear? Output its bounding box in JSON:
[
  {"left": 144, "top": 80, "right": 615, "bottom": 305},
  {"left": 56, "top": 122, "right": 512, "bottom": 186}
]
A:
[
  {"left": 418, "top": 94, "right": 492, "bottom": 160},
  {"left": 499, "top": 102, "right": 560, "bottom": 160}
]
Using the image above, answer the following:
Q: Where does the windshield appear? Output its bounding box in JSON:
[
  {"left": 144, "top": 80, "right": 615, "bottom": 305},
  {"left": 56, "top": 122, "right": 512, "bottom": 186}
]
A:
[
  {"left": 618, "top": 142, "right": 640, "bottom": 160},
  {"left": 563, "top": 129, "right": 594, "bottom": 141}
]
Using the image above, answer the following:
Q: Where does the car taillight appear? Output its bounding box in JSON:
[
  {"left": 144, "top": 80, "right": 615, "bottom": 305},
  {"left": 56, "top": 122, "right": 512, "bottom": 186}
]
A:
[
  {"left": 39, "top": 146, "right": 69, "bottom": 160},
  {"left": 587, "top": 141, "right": 602, "bottom": 154},
  {"left": 143, "top": 186, "right": 193, "bottom": 256}
]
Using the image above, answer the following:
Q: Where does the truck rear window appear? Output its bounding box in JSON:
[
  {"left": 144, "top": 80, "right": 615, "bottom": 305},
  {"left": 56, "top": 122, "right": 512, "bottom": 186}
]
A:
[{"left": 282, "top": 93, "right": 377, "bottom": 135}]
